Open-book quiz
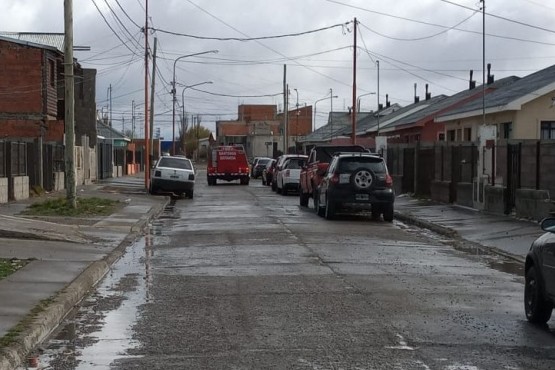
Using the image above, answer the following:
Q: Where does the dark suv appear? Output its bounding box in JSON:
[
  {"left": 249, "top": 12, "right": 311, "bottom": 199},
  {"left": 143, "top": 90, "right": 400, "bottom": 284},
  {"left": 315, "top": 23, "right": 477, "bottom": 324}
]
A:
[
  {"left": 315, "top": 152, "right": 395, "bottom": 221},
  {"left": 524, "top": 217, "right": 555, "bottom": 324}
]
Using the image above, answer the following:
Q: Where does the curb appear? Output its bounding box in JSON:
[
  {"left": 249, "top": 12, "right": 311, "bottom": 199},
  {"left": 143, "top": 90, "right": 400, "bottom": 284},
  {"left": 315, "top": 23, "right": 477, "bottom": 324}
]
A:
[
  {"left": 394, "top": 211, "right": 526, "bottom": 264},
  {"left": 0, "top": 197, "right": 169, "bottom": 370}
]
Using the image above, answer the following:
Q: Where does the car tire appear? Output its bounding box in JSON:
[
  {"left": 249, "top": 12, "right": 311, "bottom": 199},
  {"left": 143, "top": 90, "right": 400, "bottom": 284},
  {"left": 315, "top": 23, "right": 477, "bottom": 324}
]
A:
[
  {"left": 315, "top": 190, "right": 325, "bottom": 217},
  {"left": 350, "top": 168, "right": 375, "bottom": 191},
  {"left": 525, "top": 266, "right": 553, "bottom": 324},
  {"left": 262, "top": 177, "right": 266, "bottom": 185},
  {"left": 324, "top": 193, "right": 336, "bottom": 220},
  {"left": 371, "top": 206, "right": 381, "bottom": 220},
  {"left": 187, "top": 190, "right": 194, "bottom": 199},
  {"left": 382, "top": 203, "right": 394, "bottom": 222},
  {"left": 300, "top": 191, "right": 309, "bottom": 207},
  {"left": 272, "top": 181, "right": 277, "bottom": 192},
  {"left": 240, "top": 178, "right": 249, "bottom": 185}
]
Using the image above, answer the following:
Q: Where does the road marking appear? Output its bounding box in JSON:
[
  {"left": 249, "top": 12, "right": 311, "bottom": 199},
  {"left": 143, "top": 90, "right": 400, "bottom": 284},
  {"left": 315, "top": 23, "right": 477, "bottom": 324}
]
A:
[{"left": 386, "top": 334, "right": 416, "bottom": 351}]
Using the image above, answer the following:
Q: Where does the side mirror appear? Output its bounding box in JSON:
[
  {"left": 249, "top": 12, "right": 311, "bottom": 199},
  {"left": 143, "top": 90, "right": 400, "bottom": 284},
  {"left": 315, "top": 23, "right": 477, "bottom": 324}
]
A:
[{"left": 541, "top": 217, "right": 555, "bottom": 232}]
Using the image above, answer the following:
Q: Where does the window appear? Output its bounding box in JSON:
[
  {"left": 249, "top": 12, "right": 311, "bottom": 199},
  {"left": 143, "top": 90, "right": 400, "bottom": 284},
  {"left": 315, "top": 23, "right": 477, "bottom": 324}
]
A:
[
  {"left": 464, "top": 127, "right": 472, "bottom": 141},
  {"left": 438, "top": 132, "right": 445, "bottom": 141},
  {"left": 541, "top": 121, "right": 555, "bottom": 139},
  {"left": 500, "top": 122, "right": 512, "bottom": 139},
  {"left": 447, "top": 130, "right": 456, "bottom": 142}
]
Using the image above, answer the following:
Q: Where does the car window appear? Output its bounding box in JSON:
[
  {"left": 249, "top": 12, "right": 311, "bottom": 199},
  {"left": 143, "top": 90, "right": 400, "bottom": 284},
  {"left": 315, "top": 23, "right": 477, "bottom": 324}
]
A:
[
  {"left": 258, "top": 158, "right": 271, "bottom": 166},
  {"left": 158, "top": 157, "right": 192, "bottom": 170},
  {"left": 284, "top": 158, "right": 305, "bottom": 169},
  {"left": 337, "top": 157, "right": 385, "bottom": 174}
]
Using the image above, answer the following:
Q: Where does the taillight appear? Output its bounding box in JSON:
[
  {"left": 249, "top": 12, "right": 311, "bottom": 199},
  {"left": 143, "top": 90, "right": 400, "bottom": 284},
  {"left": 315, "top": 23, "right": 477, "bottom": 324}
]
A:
[
  {"left": 385, "top": 174, "right": 393, "bottom": 187},
  {"left": 330, "top": 174, "right": 339, "bottom": 184},
  {"left": 208, "top": 167, "right": 216, "bottom": 173}
]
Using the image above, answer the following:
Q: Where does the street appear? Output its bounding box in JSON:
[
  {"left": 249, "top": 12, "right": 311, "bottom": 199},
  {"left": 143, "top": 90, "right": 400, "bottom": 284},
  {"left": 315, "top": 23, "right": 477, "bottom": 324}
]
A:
[{"left": 33, "top": 173, "right": 555, "bottom": 369}]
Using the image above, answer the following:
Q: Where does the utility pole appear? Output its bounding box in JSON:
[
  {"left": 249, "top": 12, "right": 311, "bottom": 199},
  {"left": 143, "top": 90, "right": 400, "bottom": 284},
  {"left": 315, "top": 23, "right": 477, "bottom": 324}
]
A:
[
  {"left": 64, "top": 0, "right": 76, "bottom": 208},
  {"left": 376, "top": 60, "right": 380, "bottom": 135},
  {"left": 131, "top": 100, "right": 135, "bottom": 139},
  {"left": 294, "top": 88, "right": 299, "bottom": 150},
  {"left": 351, "top": 17, "right": 357, "bottom": 145},
  {"left": 150, "top": 37, "right": 157, "bottom": 162},
  {"left": 108, "top": 84, "right": 112, "bottom": 127},
  {"left": 283, "top": 65, "right": 288, "bottom": 154},
  {"left": 144, "top": 0, "right": 150, "bottom": 189},
  {"left": 330, "top": 88, "right": 334, "bottom": 142}
]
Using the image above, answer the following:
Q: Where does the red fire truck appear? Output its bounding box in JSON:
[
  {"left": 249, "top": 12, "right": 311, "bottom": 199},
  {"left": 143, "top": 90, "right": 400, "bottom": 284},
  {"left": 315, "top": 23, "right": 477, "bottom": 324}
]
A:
[{"left": 207, "top": 145, "right": 250, "bottom": 185}]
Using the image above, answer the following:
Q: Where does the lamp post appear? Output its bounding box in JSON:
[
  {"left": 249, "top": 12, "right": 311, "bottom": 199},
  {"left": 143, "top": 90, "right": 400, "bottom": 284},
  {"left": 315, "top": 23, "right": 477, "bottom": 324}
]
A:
[
  {"left": 172, "top": 50, "right": 218, "bottom": 154},
  {"left": 293, "top": 88, "right": 299, "bottom": 148},
  {"left": 180, "top": 81, "right": 212, "bottom": 157},
  {"left": 313, "top": 93, "right": 338, "bottom": 132},
  {"left": 357, "top": 92, "right": 376, "bottom": 113}
]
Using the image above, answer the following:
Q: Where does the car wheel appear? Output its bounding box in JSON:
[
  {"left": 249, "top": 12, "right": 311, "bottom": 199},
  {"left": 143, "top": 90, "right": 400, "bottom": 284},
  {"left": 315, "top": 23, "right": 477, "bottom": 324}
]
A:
[
  {"left": 262, "top": 177, "right": 266, "bottom": 185},
  {"left": 300, "top": 190, "right": 309, "bottom": 207},
  {"left": 272, "top": 181, "right": 277, "bottom": 192},
  {"left": 382, "top": 203, "right": 394, "bottom": 222},
  {"left": 324, "top": 193, "right": 336, "bottom": 220},
  {"left": 525, "top": 266, "right": 553, "bottom": 324},
  {"left": 371, "top": 205, "right": 381, "bottom": 220},
  {"left": 315, "top": 190, "right": 325, "bottom": 217},
  {"left": 187, "top": 190, "right": 194, "bottom": 199},
  {"left": 350, "top": 167, "right": 375, "bottom": 191}
]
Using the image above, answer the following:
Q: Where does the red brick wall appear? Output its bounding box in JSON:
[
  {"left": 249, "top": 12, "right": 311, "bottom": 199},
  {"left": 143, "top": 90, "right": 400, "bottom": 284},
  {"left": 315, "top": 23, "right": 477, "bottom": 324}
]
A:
[
  {"left": 238, "top": 105, "right": 277, "bottom": 121},
  {"left": 288, "top": 106, "right": 312, "bottom": 136},
  {"left": 0, "top": 119, "right": 64, "bottom": 141},
  {"left": 0, "top": 40, "right": 46, "bottom": 114}
]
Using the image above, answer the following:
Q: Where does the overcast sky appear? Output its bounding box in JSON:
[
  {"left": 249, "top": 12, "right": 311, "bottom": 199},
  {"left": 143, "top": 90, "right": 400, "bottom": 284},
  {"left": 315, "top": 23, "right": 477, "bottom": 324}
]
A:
[{"left": 3, "top": 0, "right": 555, "bottom": 139}]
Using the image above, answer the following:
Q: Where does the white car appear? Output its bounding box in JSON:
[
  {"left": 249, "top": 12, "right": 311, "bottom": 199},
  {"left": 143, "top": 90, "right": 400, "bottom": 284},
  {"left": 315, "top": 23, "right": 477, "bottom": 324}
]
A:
[
  {"left": 150, "top": 156, "right": 195, "bottom": 198},
  {"left": 276, "top": 156, "right": 307, "bottom": 195}
]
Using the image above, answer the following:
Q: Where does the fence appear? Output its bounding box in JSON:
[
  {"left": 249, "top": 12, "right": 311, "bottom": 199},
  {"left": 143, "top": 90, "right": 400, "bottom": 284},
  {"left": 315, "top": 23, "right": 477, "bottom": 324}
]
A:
[{"left": 387, "top": 140, "right": 555, "bottom": 217}]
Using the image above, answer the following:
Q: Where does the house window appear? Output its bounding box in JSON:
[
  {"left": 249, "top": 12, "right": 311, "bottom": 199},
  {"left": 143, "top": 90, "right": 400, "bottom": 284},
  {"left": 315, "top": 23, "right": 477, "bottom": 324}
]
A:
[
  {"left": 447, "top": 130, "right": 456, "bottom": 142},
  {"left": 48, "top": 59, "right": 55, "bottom": 87},
  {"left": 438, "top": 132, "right": 445, "bottom": 141},
  {"left": 541, "top": 121, "right": 555, "bottom": 139},
  {"left": 500, "top": 122, "right": 512, "bottom": 139},
  {"left": 464, "top": 127, "right": 472, "bottom": 141}
]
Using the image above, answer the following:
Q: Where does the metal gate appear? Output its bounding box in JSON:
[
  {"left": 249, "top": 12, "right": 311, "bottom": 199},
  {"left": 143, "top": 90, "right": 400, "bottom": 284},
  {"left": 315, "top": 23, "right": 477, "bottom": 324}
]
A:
[
  {"left": 402, "top": 147, "right": 415, "bottom": 193},
  {"left": 505, "top": 143, "right": 521, "bottom": 214}
]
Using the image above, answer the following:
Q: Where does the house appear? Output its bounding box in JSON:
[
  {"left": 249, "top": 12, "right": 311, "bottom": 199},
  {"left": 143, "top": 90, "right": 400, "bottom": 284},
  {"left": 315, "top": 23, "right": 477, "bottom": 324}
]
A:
[
  {"left": 96, "top": 120, "right": 131, "bottom": 179},
  {"left": 0, "top": 32, "right": 97, "bottom": 201}
]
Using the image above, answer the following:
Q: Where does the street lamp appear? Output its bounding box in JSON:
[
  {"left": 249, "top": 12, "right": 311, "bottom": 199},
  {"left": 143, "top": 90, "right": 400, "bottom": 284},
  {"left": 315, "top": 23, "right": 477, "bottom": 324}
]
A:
[
  {"left": 172, "top": 50, "right": 218, "bottom": 154},
  {"left": 180, "top": 81, "right": 213, "bottom": 155},
  {"left": 357, "top": 92, "right": 376, "bottom": 113},
  {"left": 313, "top": 93, "right": 338, "bottom": 132}
]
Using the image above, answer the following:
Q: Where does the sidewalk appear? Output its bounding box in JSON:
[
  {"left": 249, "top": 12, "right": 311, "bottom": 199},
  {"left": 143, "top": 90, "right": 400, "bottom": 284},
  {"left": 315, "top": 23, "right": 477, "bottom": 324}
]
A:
[
  {"left": 394, "top": 195, "right": 543, "bottom": 262},
  {"left": 0, "top": 175, "right": 168, "bottom": 370}
]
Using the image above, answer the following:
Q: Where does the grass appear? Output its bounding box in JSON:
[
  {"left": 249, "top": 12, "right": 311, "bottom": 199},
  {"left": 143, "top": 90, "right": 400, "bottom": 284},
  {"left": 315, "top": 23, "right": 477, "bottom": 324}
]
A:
[
  {"left": 22, "top": 196, "right": 121, "bottom": 217},
  {"left": 0, "top": 258, "right": 28, "bottom": 280}
]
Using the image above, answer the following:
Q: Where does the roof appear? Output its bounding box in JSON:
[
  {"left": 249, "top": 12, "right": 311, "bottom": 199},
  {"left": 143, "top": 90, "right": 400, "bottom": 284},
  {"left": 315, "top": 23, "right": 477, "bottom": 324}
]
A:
[
  {"left": 436, "top": 65, "right": 555, "bottom": 121},
  {"left": 0, "top": 32, "right": 64, "bottom": 52},
  {"left": 299, "top": 111, "right": 373, "bottom": 143},
  {"left": 96, "top": 121, "right": 129, "bottom": 141}
]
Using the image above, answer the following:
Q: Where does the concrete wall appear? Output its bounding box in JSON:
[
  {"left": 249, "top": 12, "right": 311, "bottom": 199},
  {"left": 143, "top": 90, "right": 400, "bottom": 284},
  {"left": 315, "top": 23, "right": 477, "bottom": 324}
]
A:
[
  {"left": 10, "top": 176, "right": 29, "bottom": 201},
  {"left": 456, "top": 182, "right": 473, "bottom": 208},
  {"left": 484, "top": 185, "right": 505, "bottom": 214},
  {"left": 53, "top": 172, "right": 64, "bottom": 191},
  {"left": 0, "top": 178, "right": 8, "bottom": 204},
  {"left": 431, "top": 180, "right": 450, "bottom": 203},
  {"left": 515, "top": 188, "right": 554, "bottom": 221}
]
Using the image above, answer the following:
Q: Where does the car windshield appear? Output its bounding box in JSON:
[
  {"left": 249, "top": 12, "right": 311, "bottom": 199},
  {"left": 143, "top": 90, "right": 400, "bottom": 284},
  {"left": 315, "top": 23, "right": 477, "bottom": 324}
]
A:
[
  {"left": 257, "top": 158, "right": 271, "bottom": 166},
  {"left": 337, "top": 157, "right": 385, "bottom": 174},
  {"left": 158, "top": 157, "right": 192, "bottom": 170}
]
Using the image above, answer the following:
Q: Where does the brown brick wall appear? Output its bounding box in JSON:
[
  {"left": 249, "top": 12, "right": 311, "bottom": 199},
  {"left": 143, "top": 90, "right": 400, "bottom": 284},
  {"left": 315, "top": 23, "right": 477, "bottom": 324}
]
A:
[
  {"left": 0, "top": 119, "right": 63, "bottom": 141},
  {"left": 238, "top": 105, "right": 277, "bottom": 121}
]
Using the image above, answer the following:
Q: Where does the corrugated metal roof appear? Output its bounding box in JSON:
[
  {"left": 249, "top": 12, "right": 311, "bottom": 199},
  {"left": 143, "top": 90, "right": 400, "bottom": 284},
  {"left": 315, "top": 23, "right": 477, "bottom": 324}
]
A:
[
  {"left": 0, "top": 32, "right": 64, "bottom": 52},
  {"left": 96, "top": 121, "right": 129, "bottom": 141}
]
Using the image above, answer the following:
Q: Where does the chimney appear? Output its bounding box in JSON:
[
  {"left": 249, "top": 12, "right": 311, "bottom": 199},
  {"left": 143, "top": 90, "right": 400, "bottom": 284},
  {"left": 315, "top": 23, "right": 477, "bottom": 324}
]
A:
[
  {"left": 386, "top": 94, "right": 390, "bottom": 107},
  {"left": 414, "top": 83, "right": 420, "bottom": 103},
  {"left": 469, "top": 70, "right": 476, "bottom": 90},
  {"left": 487, "top": 63, "right": 495, "bottom": 84},
  {"left": 378, "top": 103, "right": 384, "bottom": 110},
  {"left": 425, "top": 84, "right": 431, "bottom": 100}
]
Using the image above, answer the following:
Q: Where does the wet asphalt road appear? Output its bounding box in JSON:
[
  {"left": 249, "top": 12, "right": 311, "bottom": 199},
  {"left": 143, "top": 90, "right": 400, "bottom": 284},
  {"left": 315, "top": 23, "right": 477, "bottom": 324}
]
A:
[{"left": 34, "top": 174, "right": 555, "bottom": 369}]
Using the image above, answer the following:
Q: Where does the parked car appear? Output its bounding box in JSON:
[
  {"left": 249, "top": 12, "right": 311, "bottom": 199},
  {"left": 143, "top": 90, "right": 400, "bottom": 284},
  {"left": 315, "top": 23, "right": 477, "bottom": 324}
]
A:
[
  {"left": 524, "top": 217, "right": 555, "bottom": 324},
  {"left": 275, "top": 156, "right": 307, "bottom": 195},
  {"left": 207, "top": 145, "right": 250, "bottom": 185},
  {"left": 150, "top": 155, "right": 195, "bottom": 198},
  {"left": 315, "top": 152, "right": 394, "bottom": 221},
  {"left": 252, "top": 157, "right": 271, "bottom": 179},
  {"left": 262, "top": 159, "right": 277, "bottom": 186},
  {"left": 272, "top": 154, "right": 306, "bottom": 192}
]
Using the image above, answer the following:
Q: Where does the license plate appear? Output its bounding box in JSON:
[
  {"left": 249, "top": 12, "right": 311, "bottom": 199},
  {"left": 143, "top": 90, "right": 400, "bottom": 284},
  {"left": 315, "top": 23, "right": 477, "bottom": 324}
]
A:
[
  {"left": 170, "top": 175, "right": 179, "bottom": 179},
  {"left": 355, "top": 194, "right": 369, "bottom": 201}
]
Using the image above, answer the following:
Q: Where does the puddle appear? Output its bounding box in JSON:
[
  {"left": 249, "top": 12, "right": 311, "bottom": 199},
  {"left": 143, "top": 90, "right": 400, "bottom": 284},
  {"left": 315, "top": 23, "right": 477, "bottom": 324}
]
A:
[{"left": 29, "top": 230, "right": 156, "bottom": 369}]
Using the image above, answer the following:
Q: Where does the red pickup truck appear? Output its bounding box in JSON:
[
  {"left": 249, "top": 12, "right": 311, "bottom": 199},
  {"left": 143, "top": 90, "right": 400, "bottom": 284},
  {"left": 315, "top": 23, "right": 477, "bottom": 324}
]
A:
[{"left": 299, "top": 144, "right": 366, "bottom": 207}]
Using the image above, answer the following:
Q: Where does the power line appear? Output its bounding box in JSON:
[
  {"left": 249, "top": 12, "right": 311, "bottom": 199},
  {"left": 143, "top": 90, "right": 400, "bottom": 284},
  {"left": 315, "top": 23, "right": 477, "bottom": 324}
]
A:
[
  {"left": 114, "top": 0, "right": 142, "bottom": 29},
  {"left": 189, "top": 87, "right": 282, "bottom": 98},
  {"left": 150, "top": 22, "right": 350, "bottom": 41}
]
